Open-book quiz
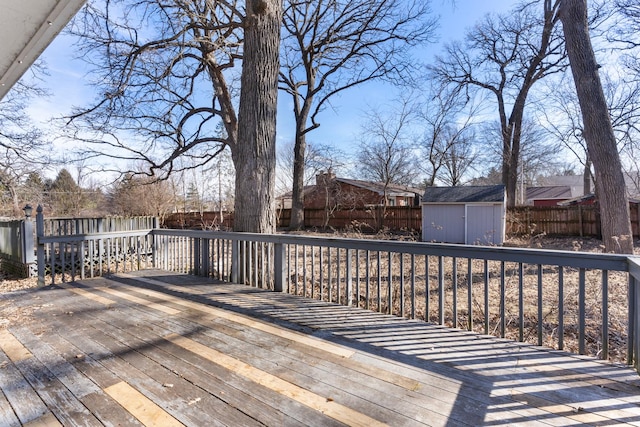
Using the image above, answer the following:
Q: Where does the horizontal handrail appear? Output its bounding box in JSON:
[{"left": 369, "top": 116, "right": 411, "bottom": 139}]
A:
[{"left": 154, "top": 228, "right": 631, "bottom": 271}]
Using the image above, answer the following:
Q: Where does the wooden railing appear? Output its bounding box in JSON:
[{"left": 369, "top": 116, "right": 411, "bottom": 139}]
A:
[{"left": 35, "top": 209, "right": 640, "bottom": 373}]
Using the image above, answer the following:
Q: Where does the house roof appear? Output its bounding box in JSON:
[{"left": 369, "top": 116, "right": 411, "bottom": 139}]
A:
[
  {"left": 336, "top": 178, "right": 421, "bottom": 197},
  {"left": 558, "top": 193, "right": 640, "bottom": 206},
  {"left": 526, "top": 186, "right": 572, "bottom": 201},
  {"left": 422, "top": 185, "right": 505, "bottom": 203}
]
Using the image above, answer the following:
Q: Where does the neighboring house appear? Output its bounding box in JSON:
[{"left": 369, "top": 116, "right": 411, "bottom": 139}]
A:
[
  {"left": 277, "top": 171, "right": 423, "bottom": 210},
  {"left": 422, "top": 185, "right": 506, "bottom": 245},
  {"left": 558, "top": 193, "right": 640, "bottom": 207},
  {"left": 535, "top": 175, "right": 586, "bottom": 198},
  {"left": 528, "top": 173, "right": 640, "bottom": 206},
  {"left": 525, "top": 186, "right": 573, "bottom": 206}
]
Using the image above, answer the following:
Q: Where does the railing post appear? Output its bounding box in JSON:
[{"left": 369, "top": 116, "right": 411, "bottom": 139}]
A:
[
  {"left": 36, "top": 205, "right": 45, "bottom": 286},
  {"left": 273, "top": 242, "right": 287, "bottom": 293},
  {"left": 151, "top": 230, "right": 158, "bottom": 269},
  {"left": 231, "top": 239, "right": 241, "bottom": 284},
  {"left": 193, "top": 237, "right": 201, "bottom": 275},
  {"left": 21, "top": 214, "right": 35, "bottom": 276}
]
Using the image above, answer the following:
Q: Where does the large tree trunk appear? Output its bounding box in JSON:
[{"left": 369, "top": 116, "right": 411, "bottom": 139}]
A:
[
  {"left": 232, "top": 0, "right": 282, "bottom": 233},
  {"left": 559, "top": 0, "right": 633, "bottom": 253},
  {"left": 289, "top": 128, "right": 306, "bottom": 230}
]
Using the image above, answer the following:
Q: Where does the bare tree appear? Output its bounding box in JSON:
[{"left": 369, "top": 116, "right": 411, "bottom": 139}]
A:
[
  {"left": 276, "top": 140, "right": 347, "bottom": 198},
  {"left": 611, "top": 0, "right": 640, "bottom": 74},
  {"left": 440, "top": 127, "right": 478, "bottom": 186},
  {"left": 355, "top": 99, "right": 420, "bottom": 202},
  {"left": 67, "top": 0, "right": 281, "bottom": 233},
  {"left": 416, "top": 85, "right": 478, "bottom": 186},
  {"left": 0, "top": 63, "right": 51, "bottom": 216},
  {"left": 110, "top": 174, "right": 176, "bottom": 221},
  {"left": 559, "top": 0, "right": 633, "bottom": 253},
  {"left": 430, "top": 1, "right": 566, "bottom": 207},
  {"left": 279, "top": 0, "right": 437, "bottom": 229},
  {"left": 477, "top": 118, "right": 564, "bottom": 203}
]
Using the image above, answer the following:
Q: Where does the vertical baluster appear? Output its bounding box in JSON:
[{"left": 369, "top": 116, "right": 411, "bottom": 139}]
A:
[
  {"left": 537, "top": 264, "right": 543, "bottom": 346},
  {"left": 346, "top": 248, "right": 353, "bottom": 307},
  {"left": 328, "top": 247, "right": 333, "bottom": 302},
  {"left": 518, "top": 263, "right": 524, "bottom": 342},
  {"left": 61, "top": 241, "right": 66, "bottom": 282},
  {"left": 558, "top": 266, "right": 564, "bottom": 350},
  {"left": 425, "top": 256, "right": 430, "bottom": 323},
  {"left": 438, "top": 256, "right": 444, "bottom": 325},
  {"left": 500, "top": 261, "right": 505, "bottom": 338},
  {"left": 410, "top": 253, "right": 416, "bottom": 320},
  {"left": 484, "top": 259, "right": 489, "bottom": 336},
  {"left": 602, "top": 270, "right": 609, "bottom": 360},
  {"left": 319, "top": 246, "right": 324, "bottom": 301},
  {"left": 579, "top": 268, "right": 586, "bottom": 355},
  {"left": 452, "top": 257, "right": 458, "bottom": 329},
  {"left": 311, "top": 246, "right": 316, "bottom": 299},
  {"left": 387, "top": 252, "right": 393, "bottom": 315},
  {"left": 337, "top": 249, "right": 342, "bottom": 304},
  {"left": 377, "top": 251, "right": 382, "bottom": 312},
  {"left": 400, "top": 253, "right": 405, "bottom": 318},
  {"left": 467, "top": 258, "right": 473, "bottom": 331},
  {"left": 70, "top": 240, "right": 76, "bottom": 281},
  {"left": 80, "top": 241, "right": 85, "bottom": 280},
  {"left": 355, "top": 249, "right": 360, "bottom": 306},
  {"left": 294, "top": 244, "right": 299, "bottom": 294},
  {"left": 303, "top": 245, "right": 307, "bottom": 297},
  {"left": 365, "top": 250, "right": 370, "bottom": 310}
]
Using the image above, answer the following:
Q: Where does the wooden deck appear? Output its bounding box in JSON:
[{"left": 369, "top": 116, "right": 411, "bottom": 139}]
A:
[{"left": 1, "top": 271, "right": 640, "bottom": 426}]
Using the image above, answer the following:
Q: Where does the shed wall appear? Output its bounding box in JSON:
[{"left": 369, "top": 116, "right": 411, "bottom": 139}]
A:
[
  {"left": 421, "top": 205, "right": 465, "bottom": 243},
  {"left": 421, "top": 203, "right": 505, "bottom": 245},
  {"left": 467, "top": 204, "right": 504, "bottom": 245}
]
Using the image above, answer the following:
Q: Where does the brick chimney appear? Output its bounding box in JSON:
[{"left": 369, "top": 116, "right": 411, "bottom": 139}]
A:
[{"left": 316, "top": 169, "right": 336, "bottom": 186}]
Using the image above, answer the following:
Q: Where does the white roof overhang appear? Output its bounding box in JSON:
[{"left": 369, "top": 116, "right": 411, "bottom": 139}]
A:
[{"left": 0, "top": 0, "right": 85, "bottom": 100}]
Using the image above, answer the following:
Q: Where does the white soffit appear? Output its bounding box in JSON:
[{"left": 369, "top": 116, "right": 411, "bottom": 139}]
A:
[{"left": 0, "top": 0, "right": 85, "bottom": 100}]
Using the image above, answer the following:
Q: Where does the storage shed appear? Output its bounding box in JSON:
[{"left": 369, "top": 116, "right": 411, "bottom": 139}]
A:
[{"left": 422, "top": 185, "right": 506, "bottom": 245}]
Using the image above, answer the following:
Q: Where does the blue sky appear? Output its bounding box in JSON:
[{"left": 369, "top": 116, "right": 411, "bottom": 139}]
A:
[{"left": 26, "top": 0, "right": 520, "bottom": 177}]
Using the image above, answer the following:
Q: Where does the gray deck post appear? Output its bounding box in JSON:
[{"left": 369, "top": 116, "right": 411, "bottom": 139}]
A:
[
  {"left": 21, "top": 213, "right": 35, "bottom": 276},
  {"left": 274, "top": 242, "right": 286, "bottom": 293},
  {"left": 231, "top": 239, "right": 240, "bottom": 284},
  {"left": 36, "top": 206, "right": 45, "bottom": 286}
]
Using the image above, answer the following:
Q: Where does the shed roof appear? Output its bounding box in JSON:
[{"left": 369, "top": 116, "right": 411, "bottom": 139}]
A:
[{"left": 422, "top": 185, "right": 505, "bottom": 203}]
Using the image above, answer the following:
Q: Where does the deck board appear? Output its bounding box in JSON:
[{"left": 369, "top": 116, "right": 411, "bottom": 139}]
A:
[{"left": 1, "top": 270, "right": 640, "bottom": 426}]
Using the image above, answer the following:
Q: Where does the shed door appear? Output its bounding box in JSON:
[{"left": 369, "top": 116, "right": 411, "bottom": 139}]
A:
[
  {"left": 466, "top": 204, "right": 502, "bottom": 245},
  {"left": 422, "top": 204, "right": 465, "bottom": 244}
]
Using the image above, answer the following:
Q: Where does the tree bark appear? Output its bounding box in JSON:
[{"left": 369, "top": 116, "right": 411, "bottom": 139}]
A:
[
  {"left": 289, "top": 122, "right": 307, "bottom": 230},
  {"left": 232, "top": 0, "right": 282, "bottom": 233},
  {"left": 559, "top": 0, "right": 633, "bottom": 253}
]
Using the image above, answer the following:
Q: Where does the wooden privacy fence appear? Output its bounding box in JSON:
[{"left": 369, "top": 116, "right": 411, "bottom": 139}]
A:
[
  {"left": 164, "top": 207, "right": 422, "bottom": 232},
  {"left": 508, "top": 205, "right": 640, "bottom": 238},
  {"left": 165, "top": 205, "right": 640, "bottom": 238}
]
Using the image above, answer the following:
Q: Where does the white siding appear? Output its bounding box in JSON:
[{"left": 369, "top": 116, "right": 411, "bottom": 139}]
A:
[{"left": 422, "top": 204, "right": 465, "bottom": 243}]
